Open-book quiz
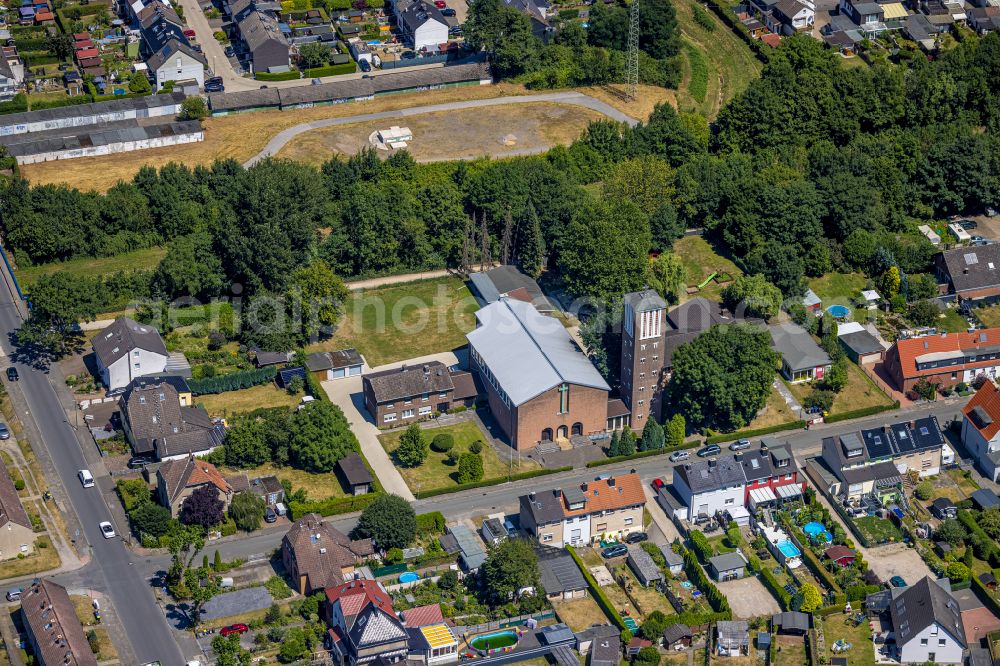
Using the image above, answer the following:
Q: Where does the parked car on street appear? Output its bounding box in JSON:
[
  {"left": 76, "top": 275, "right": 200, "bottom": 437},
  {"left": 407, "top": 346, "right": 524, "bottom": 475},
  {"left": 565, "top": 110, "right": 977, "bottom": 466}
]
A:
[
  {"left": 6, "top": 367, "right": 18, "bottom": 381},
  {"left": 729, "top": 439, "right": 751, "bottom": 451},
  {"left": 697, "top": 444, "right": 721, "bottom": 458},
  {"left": 669, "top": 450, "right": 690, "bottom": 463},
  {"left": 0, "top": 423, "right": 9, "bottom": 440}
]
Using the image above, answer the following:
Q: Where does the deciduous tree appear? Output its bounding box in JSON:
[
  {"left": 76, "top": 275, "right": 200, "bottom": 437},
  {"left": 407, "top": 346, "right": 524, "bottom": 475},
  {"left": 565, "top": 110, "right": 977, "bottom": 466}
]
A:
[
  {"left": 355, "top": 494, "right": 417, "bottom": 549},
  {"left": 480, "top": 538, "right": 540, "bottom": 604},
  {"left": 396, "top": 424, "right": 428, "bottom": 468},
  {"left": 457, "top": 452, "right": 484, "bottom": 483},
  {"left": 721, "top": 274, "right": 783, "bottom": 320},
  {"left": 229, "top": 492, "right": 266, "bottom": 532},
  {"left": 180, "top": 485, "right": 224, "bottom": 528},
  {"left": 287, "top": 401, "right": 359, "bottom": 473}
]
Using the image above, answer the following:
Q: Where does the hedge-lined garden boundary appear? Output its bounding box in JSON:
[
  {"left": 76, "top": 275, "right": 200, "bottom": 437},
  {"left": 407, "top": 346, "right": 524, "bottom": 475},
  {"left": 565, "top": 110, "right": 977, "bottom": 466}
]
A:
[
  {"left": 188, "top": 366, "right": 278, "bottom": 395},
  {"left": 823, "top": 401, "right": 900, "bottom": 424},
  {"left": 413, "top": 466, "right": 571, "bottom": 499},
  {"left": 566, "top": 546, "right": 627, "bottom": 630},
  {"left": 704, "top": 420, "right": 805, "bottom": 445},
  {"left": 289, "top": 492, "right": 379, "bottom": 519},
  {"left": 586, "top": 439, "right": 701, "bottom": 468}
]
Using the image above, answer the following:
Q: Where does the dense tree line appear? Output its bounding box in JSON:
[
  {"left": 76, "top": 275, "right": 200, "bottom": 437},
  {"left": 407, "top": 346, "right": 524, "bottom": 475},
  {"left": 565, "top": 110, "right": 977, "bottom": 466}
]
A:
[{"left": 465, "top": 0, "right": 682, "bottom": 89}]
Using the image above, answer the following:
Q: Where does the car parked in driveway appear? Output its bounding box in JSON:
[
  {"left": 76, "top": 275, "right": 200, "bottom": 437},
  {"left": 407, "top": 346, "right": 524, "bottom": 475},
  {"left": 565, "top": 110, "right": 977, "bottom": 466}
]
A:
[
  {"left": 625, "top": 532, "right": 648, "bottom": 544},
  {"left": 127, "top": 455, "right": 152, "bottom": 470},
  {"left": 890, "top": 576, "right": 907, "bottom": 588},
  {"left": 601, "top": 544, "right": 628, "bottom": 558},
  {"left": 264, "top": 507, "right": 277, "bottom": 523},
  {"left": 221, "top": 624, "right": 249, "bottom": 637},
  {"left": 441, "top": 7, "right": 456, "bottom": 14}
]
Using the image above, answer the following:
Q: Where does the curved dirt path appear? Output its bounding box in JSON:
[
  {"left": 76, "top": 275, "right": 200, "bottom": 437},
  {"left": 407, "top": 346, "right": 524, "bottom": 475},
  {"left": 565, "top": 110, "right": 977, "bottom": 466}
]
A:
[{"left": 243, "top": 92, "right": 639, "bottom": 167}]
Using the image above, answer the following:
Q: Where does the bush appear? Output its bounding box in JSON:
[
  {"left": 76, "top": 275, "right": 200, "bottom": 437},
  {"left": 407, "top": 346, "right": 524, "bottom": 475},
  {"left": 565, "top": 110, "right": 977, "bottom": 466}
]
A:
[
  {"left": 289, "top": 493, "right": 379, "bottom": 519},
  {"left": 116, "top": 478, "right": 152, "bottom": 511},
  {"left": 469, "top": 440, "right": 483, "bottom": 454},
  {"left": 14, "top": 479, "right": 25, "bottom": 491},
  {"left": 914, "top": 480, "right": 933, "bottom": 500},
  {"left": 430, "top": 433, "right": 454, "bottom": 452},
  {"left": 180, "top": 96, "right": 209, "bottom": 121},
  {"left": 303, "top": 62, "right": 356, "bottom": 77},
  {"left": 87, "top": 629, "right": 99, "bottom": 654},
  {"left": 457, "top": 452, "right": 484, "bottom": 483},
  {"left": 414, "top": 466, "right": 572, "bottom": 499},
  {"left": 213, "top": 30, "right": 227, "bottom": 41},
  {"left": 256, "top": 70, "right": 302, "bottom": 81},
  {"left": 689, "top": 530, "right": 713, "bottom": 563},
  {"left": 693, "top": 3, "right": 716, "bottom": 30}
]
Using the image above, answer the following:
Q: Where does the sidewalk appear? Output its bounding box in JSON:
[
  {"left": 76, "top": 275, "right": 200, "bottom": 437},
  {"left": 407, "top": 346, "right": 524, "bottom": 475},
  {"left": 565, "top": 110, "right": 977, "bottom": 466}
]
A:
[{"left": 772, "top": 378, "right": 804, "bottom": 420}]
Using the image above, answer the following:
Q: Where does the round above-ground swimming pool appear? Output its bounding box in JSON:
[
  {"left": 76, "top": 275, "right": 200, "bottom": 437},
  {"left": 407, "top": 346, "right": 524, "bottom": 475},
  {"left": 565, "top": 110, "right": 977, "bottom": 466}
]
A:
[
  {"left": 803, "top": 522, "right": 832, "bottom": 542},
  {"left": 399, "top": 572, "right": 419, "bottom": 583},
  {"left": 826, "top": 304, "right": 850, "bottom": 318},
  {"left": 470, "top": 630, "right": 519, "bottom": 651}
]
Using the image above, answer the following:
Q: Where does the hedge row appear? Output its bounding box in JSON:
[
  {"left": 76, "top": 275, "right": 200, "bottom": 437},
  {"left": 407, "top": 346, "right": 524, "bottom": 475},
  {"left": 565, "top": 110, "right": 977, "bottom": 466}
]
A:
[
  {"left": 779, "top": 515, "right": 841, "bottom": 593},
  {"left": 256, "top": 70, "right": 302, "bottom": 81},
  {"left": 704, "top": 420, "right": 805, "bottom": 445},
  {"left": 566, "top": 545, "right": 627, "bottom": 630},
  {"left": 701, "top": 0, "right": 771, "bottom": 63},
  {"left": 957, "top": 509, "right": 1000, "bottom": 566},
  {"left": 823, "top": 401, "right": 900, "bottom": 424},
  {"left": 304, "top": 62, "right": 357, "bottom": 77},
  {"left": 689, "top": 530, "right": 713, "bottom": 564},
  {"left": 416, "top": 511, "right": 445, "bottom": 534},
  {"left": 971, "top": 572, "right": 1000, "bottom": 619},
  {"left": 748, "top": 553, "right": 792, "bottom": 610},
  {"left": 303, "top": 370, "right": 328, "bottom": 402},
  {"left": 681, "top": 545, "right": 731, "bottom": 616},
  {"left": 413, "top": 466, "right": 572, "bottom": 499},
  {"left": 288, "top": 492, "right": 379, "bottom": 519},
  {"left": 188, "top": 366, "right": 278, "bottom": 395},
  {"left": 586, "top": 439, "right": 701, "bottom": 468}
]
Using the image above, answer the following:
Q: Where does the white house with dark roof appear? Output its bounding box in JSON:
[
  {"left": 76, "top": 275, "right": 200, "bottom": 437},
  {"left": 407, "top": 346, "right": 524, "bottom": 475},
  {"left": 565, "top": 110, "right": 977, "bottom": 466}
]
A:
[
  {"left": 768, "top": 323, "right": 832, "bottom": 383},
  {"left": 889, "top": 577, "right": 966, "bottom": 664},
  {"left": 671, "top": 456, "right": 747, "bottom": 521},
  {"left": 393, "top": 0, "right": 448, "bottom": 51},
  {"left": 92, "top": 318, "right": 170, "bottom": 391}
]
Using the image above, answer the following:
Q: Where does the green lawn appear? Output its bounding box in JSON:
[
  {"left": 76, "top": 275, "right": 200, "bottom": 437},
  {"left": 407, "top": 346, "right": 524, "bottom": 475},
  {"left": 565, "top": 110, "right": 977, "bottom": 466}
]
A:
[
  {"left": 196, "top": 384, "right": 304, "bottom": 419},
  {"left": 819, "top": 614, "right": 875, "bottom": 666},
  {"left": 974, "top": 305, "right": 1000, "bottom": 329},
  {"left": 674, "top": 235, "right": 742, "bottom": 301},
  {"left": 14, "top": 246, "right": 168, "bottom": 286},
  {"left": 854, "top": 516, "right": 903, "bottom": 545},
  {"left": 745, "top": 384, "right": 798, "bottom": 430},
  {"left": 935, "top": 307, "right": 970, "bottom": 333},
  {"left": 219, "top": 461, "right": 351, "bottom": 501},
  {"left": 379, "top": 420, "right": 538, "bottom": 494},
  {"left": 773, "top": 635, "right": 808, "bottom": 666},
  {"left": 307, "top": 277, "right": 479, "bottom": 367},
  {"left": 672, "top": 0, "right": 763, "bottom": 118},
  {"left": 808, "top": 273, "right": 867, "bottom": 312},
  {"left": 786, "top": 362, "right": 893, "bottom": 416}
]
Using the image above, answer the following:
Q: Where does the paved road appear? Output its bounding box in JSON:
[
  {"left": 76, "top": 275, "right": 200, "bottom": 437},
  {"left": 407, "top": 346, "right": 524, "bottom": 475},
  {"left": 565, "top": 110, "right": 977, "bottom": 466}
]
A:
[
  {"left": 136, "top": 397, "right": 967, "bottom": 579},
  {"left": 0, "top": 274, "right": 185, "bottom": 664},
  {"left": 244, "top": 92, "right": 640, "bottom": 166}
]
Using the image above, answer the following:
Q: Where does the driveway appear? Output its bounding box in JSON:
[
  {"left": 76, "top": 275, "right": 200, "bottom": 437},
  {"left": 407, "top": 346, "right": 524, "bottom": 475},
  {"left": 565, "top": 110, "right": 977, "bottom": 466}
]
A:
[
  {"left": 320, "top": 350, "right": 465, "bottom": 502},
  {"left": 716, "top": 576, "right": 781, "bottom": 619}
]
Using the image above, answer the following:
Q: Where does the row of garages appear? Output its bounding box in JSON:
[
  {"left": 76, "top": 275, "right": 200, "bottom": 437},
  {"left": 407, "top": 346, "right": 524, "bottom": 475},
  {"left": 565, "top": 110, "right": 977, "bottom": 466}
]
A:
[
  {"left": 0, "top": 92, "right": 186, "bottom": 137},
  {"left": 207, "top": 60, "right": 492, "bottom": 114}
]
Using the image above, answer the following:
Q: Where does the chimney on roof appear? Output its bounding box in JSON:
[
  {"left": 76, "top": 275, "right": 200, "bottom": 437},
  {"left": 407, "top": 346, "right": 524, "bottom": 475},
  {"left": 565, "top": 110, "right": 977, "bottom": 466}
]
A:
[
  {"left": 708, "top": 459, "right": 716, "bottom": 468},
  {"left": 528, "top": 491, "right": 535, "bottom": 500},
  {"left": 554, "top": 488, "right": 561, "bottom": 497},
  {"left": 608, "top": 477, "right": 615, "bottom": 486},
  {"left": 423, "top": 364, "right": 429, "bottom": 375}
]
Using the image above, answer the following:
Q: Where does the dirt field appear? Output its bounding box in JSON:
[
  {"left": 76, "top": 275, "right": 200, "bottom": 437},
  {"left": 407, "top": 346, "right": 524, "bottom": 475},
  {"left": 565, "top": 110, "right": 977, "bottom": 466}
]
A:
[
  {"left": 716, "top": 576, "right": 781, "bottom": 619},
  {"left": 275, "top": 103, "right": 606, "bottom": 165},
  {"left": 19, "top": 81, "right": 660, "bottom": 192}
]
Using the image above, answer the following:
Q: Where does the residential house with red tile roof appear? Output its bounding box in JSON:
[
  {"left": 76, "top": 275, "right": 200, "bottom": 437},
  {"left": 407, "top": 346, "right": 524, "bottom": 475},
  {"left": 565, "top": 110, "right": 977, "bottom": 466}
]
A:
[
  {"left": 400, "top": 603, "right": 445, "bottom": 628},
  {"left": 519, "top": 473, "right": 645, "bottom": 547},
  {"left": 282, "top": 514, "right": 374, "bottom": 595},
  {"left": 324, "top": 579, "right": 408, "bottom": 666},
  {"left": 155, "top": 455, "right": 240, "bottom": 517},
  {"left": 961, "top": 381, "right": 1000, "bottom": 482},
  {"left": 884, "top": 329, "right": 1000, "bottom": 394}
]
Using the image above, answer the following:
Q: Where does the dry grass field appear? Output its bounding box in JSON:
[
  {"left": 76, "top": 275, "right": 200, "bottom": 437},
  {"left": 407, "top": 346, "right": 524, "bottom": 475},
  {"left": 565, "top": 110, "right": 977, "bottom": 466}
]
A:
[
  {"left": 275, "top": 103, "right": 605, "bottom": 165},
  {"left": 19, "top": 80, "right": 661, "bottom": 192}
]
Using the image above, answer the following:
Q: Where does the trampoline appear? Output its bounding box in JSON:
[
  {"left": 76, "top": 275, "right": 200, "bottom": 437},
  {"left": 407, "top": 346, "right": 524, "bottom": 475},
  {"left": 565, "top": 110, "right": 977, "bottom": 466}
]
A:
[{"left": 827, "top": 305, "right": 850, "bottom": 318}]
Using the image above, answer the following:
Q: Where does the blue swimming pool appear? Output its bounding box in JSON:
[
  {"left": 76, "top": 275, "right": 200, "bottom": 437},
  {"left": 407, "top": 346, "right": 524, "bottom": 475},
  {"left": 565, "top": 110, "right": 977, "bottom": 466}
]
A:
[
  {"left": 777, "top": 540, "right": 801, "bottom": 559},
  {"left": 826, "top": 305, "right": 850, "bottom": 318},
  {"left": 803, "top": 522, "right": 832, "bottom": 542},
  {"left": 399, "top": 572, "right": 419, "bottom": 583}
]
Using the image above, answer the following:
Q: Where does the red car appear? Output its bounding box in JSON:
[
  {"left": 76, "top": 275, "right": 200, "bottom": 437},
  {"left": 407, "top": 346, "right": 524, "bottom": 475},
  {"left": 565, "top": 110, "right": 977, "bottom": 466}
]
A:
[
  {"left": 183, "top": 29, "right": 196, "bottom": 38},
  {"left": 651, "top": 478, "right": 664, "bottom": 490},
  {"left": 220, "top": 624, "right": 249, "bottom": 637},
  {"left": 434, "top": 1, "right": 446, "bottom": 7}
]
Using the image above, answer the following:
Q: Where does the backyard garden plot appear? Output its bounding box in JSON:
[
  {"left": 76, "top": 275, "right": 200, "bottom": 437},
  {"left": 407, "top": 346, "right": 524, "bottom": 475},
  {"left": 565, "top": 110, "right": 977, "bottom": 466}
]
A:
[
  {"left": 818, "top": 613, "right": 876, "bottom": 666},
  {"left": 772, "top": 634, "right": 807, "bottom": 666},
  {"left": 674, "top": 235, "right": 742, "bottom": 302},
  {"left": 552, "top": 596, "right": 607, "bottom": 632},
  {"left": 14, "top": 246, "right": 168, "bottom": 287},
  {"left": 308, "top": 276, "right": 479, "bottom": 367},
  {"left": 785, "top": 362, "right": 894, "bottom": 416},
  {"left": 378, "top": 421, "right": 539, "bottom": 494}
]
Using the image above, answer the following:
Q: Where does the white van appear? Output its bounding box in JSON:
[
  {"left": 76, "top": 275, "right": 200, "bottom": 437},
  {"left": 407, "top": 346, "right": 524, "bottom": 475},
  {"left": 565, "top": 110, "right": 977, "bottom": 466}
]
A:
[{"left": 78, "top": 470, "right": 95, "bottom": 488}]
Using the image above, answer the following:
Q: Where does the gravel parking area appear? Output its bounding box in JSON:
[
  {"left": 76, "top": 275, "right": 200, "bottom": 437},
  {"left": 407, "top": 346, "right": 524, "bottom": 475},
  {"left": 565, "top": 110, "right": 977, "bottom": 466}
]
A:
[
  {"left": 862, "top": 543, "right": 932, "bottom": 583},
  {"left": 716, "top": 576, "right": 781, "bottom": 619}
]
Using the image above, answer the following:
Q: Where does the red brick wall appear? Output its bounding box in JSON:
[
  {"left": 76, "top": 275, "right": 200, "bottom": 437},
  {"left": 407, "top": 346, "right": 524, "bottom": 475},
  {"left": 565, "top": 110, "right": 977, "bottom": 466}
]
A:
[{"left": 513, "top": 384, "right": 609, "bottom": 450}]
